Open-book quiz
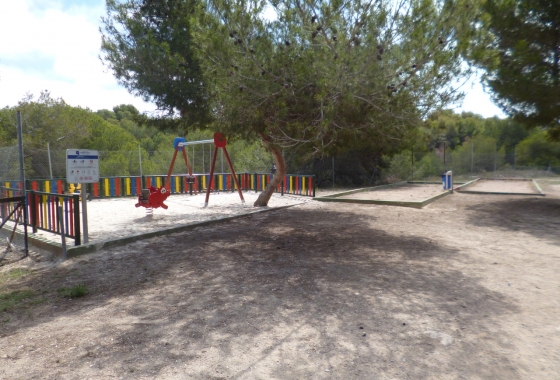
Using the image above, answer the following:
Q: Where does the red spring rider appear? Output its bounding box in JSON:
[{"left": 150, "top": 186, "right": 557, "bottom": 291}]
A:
[
  {"left": 135, "top": 137, "right": 188, "bottom": 210},
  {"left": 135, "top": 185, "right": 170, "bottom": 209}
]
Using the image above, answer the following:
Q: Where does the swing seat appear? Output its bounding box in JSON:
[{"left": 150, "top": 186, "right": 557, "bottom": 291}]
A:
[{"left": 135, "top": 186, "right": 170, "bottom": 209}]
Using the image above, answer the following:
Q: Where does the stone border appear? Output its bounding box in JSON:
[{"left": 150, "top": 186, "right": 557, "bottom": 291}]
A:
[
  {"left": 314, "top": 182, "right": 453, "bottom": 209},
  {"left": 2, "top": 203, "right": 302, "bottom": 259},
  {"left": 454, "top": 178, "right": 481, "bottom": 191},
  {"left": 457, "top": 178, "right": 545, "bottom": 196}
]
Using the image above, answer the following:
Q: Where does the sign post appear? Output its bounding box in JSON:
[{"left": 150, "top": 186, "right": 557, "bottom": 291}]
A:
[{"left": 66, "top": 149, "right": 99, "bottom": 244}]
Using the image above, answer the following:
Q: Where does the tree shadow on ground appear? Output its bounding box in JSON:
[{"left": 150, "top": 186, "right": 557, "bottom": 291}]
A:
[
  {"left": 1, "top": 206, "right": 520, "bottom": 379},
  {"left": 465, "top": 196, "right": 560, "bottom": 245}
]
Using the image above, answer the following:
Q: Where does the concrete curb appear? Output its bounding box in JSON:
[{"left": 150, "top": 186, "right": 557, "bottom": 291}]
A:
[
  {"left": 5, "top": 203, "right": 302, "bottom": 259},
  {"left": 314, "top": 182, "right": 453, "bottom": 208},
  {"left": 532, "top": 179, "right": 545, "bottom": 195},
  {"left": 454, "top": 178, "right": 481, "bottom": 191},
  {"left": 457, "top": 178, "right": 545, "bottom": 196},
  {"left": 317, "top": 182, "right": 408, "bottom": 199}
]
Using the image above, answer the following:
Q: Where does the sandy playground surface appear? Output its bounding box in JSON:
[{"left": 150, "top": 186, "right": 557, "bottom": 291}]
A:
[
  {"left": 462, "top": 179, "right": 539, "bottom": 194},
  {"left": 33, "top": 192, "right": 312, "bottom": 244},
  {"left": 0, "top": 179, "right": 559, "bottom": 379},
  {"left": 341, "top": 184, "right": 446, "bottom": 202}
]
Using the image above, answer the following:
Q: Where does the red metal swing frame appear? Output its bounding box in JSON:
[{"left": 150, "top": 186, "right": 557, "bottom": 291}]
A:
[{"left": 135, "top": 132, "right": 244, "bottom": 209}]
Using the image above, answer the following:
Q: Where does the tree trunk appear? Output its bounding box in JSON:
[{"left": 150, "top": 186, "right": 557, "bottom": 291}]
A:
[{"left": 254, "top": 135, "right": 286, "bottom": 207}]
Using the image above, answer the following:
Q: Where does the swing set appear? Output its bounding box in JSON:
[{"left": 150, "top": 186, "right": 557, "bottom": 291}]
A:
[{"left": 135, "top": 132, "right": 245, "bottom": 210}]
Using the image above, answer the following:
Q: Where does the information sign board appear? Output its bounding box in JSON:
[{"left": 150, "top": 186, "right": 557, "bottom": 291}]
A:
[{"left": 66, "top": 149, "right": 99, "bottom": 183}]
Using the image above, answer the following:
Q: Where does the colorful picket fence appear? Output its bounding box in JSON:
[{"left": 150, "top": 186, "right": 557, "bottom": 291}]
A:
[
  {"left": 1, "top": 185, "right": 81, "bottom": 246},
  {"left": 2, "top": 173, "right": 313, "bottom": 246},
  {"left": 16, "top": 173, "right": 315, "bottom": 199}
]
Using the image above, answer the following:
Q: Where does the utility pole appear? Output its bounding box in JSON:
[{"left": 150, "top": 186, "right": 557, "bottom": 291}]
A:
[{"left": 16, "top": 111, "right": 29, "bottom": 256}]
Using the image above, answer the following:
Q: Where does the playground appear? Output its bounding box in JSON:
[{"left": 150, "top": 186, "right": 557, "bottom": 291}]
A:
[
  {"left": 0, "top": 179, "right": 559, "bottom": 379},
  {"left": 31, "top": 191, "right": 310, "bottom": 245}
]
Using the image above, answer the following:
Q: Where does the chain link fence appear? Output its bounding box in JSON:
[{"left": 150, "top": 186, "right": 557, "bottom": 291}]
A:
[
  {"left": 2, "top": 145, "right": 273, "bottom": 181},
  {"left": 0, "top": 146, "right": 21, "bottom": 182},
  {"left": 383, "top": 148, "right": 560, "bottom": 183},
  {"left": 4, "top": 143, "right": 559, "bottom": 188}
]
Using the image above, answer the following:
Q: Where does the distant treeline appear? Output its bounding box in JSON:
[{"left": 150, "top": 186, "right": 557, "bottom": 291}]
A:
[{"left": 1, "top": 92, "right": 559, "bottom": 184}]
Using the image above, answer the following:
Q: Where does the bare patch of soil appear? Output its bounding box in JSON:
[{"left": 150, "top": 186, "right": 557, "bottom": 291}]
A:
[{"left": 1, "top": 184, "right": 559, "bottom": 379}]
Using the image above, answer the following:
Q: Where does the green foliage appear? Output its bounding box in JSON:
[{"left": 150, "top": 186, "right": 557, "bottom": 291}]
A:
[
  {"left": 101, "top": 0, "right": 210, "bottom": 128},
  {"left": 450, "top": 135, "right": 505, "bottom": 173},
  {"left": 194, "top": 0, "right": 481, "bottom": 156},
  {"left": 0, "top": 268, "right": 32, "bottom": 283},
  {"left": 0, "top": 289, "right": 36, "bottom": 312},
  {"left": 471, "top": 0, "right": 560, "bottom": 139},
  {"left": 424, "top": 110, "right": 529, "bottom": 151},
  {"left": 1, "top": 91, "right": 92, "bottom": 150},
  {"left": 384, "top": 150, "right": 446, "bottom": 182},
  {"left": 58, "top": 284, "right": 88, "bottom": 298},
  {"left": 383, "top": 151, "right": 415, "bottom": 182},
  {"left": 516, "top": 130, "right": 560, "bottom": 167},
  {"left": 384, "top": 109, "right": 560, "bottom": 182},
  {"left": 100, "top": 0, "right": 483, "bottom": 160}
]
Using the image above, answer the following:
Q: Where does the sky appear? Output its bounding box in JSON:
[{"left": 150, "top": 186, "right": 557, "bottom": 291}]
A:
[{"left": 0, "top": 0, "right": 506, "bottom": 118}]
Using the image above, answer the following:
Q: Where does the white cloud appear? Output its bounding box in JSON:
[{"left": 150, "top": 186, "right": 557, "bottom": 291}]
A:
[{"left": 0, "top": 0, "right": 156, "bottom": 112}]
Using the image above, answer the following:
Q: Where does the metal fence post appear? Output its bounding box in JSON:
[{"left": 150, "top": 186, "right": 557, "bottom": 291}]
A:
[
  {"left": 494, "top": 143, "right": 497, "bottom": 173},
  {"left": 57, "top": 205, "right": 67, "bottom": 259},
  {"left": 29, "top": 190, "right": 37, "bottom": 233},
  {"left": 16, "top": 111, "right": 29, "bottom": 256},
  {"left": 47, "top": 143, "right": 53, "bottom": 179},
  {"left": 332, "top": 157, "right": 335, "bottom": 188},
  {"left": 471, "top": 141, "right": 474, "bottom": 174},
  {"left": 411, "top": 148, "right": 414, "bottom": 181},
  {"left": 73, "top": 194, "right": 81, "bottom": 246},
  {"left": 138, "top": 145, "right": 143, "bottom": 178}
]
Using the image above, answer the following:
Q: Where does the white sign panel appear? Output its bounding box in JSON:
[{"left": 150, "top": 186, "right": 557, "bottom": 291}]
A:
[{"left": 66, "top": 149, "right": 99, "bottom": 183}]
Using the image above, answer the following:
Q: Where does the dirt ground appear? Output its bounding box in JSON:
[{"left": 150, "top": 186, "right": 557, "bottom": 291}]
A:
[
  {"left": 342, "top": 184, "right": 446, "bottom": 202},
  {"left": 1, "top": 180, "right": 559, "bottom": 379},
  {"left": 462, "top": 179, "right": 539, "bottom": 194}
]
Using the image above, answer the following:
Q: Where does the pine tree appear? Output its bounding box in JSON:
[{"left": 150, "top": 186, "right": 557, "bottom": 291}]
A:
[
  {"left": 102, "top": 0, "right": 481, "bottom": 206},
  {"left": 472, "top": 0, "right": 560, "bottom": 139},
  {"left": 101, "top": 0, "right": 210, "bottom": 128}
]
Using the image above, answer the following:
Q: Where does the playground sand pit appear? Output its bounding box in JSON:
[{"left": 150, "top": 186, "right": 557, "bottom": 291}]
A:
[
  {"left": 341, "top": 183, "right": 446, "bottom": 202},
  {"left": 1, "top": 182, "right": 560, "bottom": 379},
  {"left": 32, "top": 192, "right": 311, "bottom": 244},
  {"left": 461, "top": 179, "right": 539, "bottom": 194}
]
